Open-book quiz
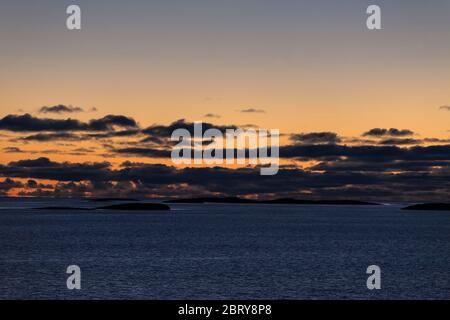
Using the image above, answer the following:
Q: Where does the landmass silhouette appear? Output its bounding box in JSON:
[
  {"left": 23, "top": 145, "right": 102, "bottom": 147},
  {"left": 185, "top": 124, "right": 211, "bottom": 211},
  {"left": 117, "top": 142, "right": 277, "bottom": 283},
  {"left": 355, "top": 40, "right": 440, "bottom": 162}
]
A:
[
  {"left": 166, "top": 197, "right": 380, "bottom": 206},
  {"left": 35, "top": 202, "right": 170, "bottom": 211},
  {"left": 402, "top": 203, "right": 450, "bottom": 211}
]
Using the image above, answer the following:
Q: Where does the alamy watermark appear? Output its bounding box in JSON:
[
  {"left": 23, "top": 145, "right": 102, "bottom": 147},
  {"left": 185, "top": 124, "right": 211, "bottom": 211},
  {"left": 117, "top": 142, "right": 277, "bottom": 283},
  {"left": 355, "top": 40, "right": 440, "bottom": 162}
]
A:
[
  {"left": 66, "top": 4, "right": 382, "bottom": 31},
  {"left": 367, "top": 5, "right": 382, "bottom": 30},
  {"left": 66, "top": 5, "right": 81, "bottom": 30},
  {"left": 171, "top": 122, "right": 280, "bottom": 176},
  {"left": 66, "top": 265, "right": 81, "bottom": 290},
  {"left": 366, "top": 265, "right": 381, "bottom": 290}
]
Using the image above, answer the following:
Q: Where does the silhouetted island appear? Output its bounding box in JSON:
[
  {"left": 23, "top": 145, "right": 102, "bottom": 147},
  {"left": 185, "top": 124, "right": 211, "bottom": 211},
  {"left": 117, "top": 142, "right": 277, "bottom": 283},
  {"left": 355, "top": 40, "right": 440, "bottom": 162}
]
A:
[
  {"left": 35, "top": 207, "right": 91, "bottom": 211},
  {"left": 89, "top": 198, "right": 140, "bottom": 202},
  {"left": 166, "top": 197, "right": 380, "bottom": 206},
  {"left": 36, "top": 203, "right": 170, "bottom": 211},
  {"left": 97, "top": 203, "right": 170, "bottom": 211},
  {"left": 402, "top": 203, "right": 450, "bottom": 211}
]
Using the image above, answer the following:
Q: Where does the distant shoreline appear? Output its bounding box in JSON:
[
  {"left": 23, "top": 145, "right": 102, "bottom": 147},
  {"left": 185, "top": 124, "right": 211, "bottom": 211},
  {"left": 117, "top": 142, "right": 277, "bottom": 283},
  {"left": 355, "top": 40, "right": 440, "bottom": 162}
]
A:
[
  {"left": 165, "top": 197, "right": 381, "bottom": 206},
  {"left": 402, "top": 203, "right": 450, "bottom": 211},
  {"left": 4, "top": 196, "right": 450, "bottom": 211},
  {"left": 34, "top": 202, "right": 171, "bottom": 212}
]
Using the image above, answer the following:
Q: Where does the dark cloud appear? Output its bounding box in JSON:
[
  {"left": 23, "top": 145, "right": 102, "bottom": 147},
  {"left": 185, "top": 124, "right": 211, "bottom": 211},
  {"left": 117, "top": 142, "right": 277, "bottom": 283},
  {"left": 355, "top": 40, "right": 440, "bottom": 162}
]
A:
[
  {"left": 238, "top": 108, "right": 266, "bottom": 114},
  {"left": 87, "top": 115, "right": 138, "bottom": 131},
  {"left": 141, "top": 119, "right": 239, "bottom": 147},
  {"left": 39, "top": 105, "right": 84, "bottom": 114},
  {"left": 143, "top": 119, "right": 237, "bottom": 137},
  {"left": 2, "top": 146, "right": 62, "bottom": 155},
  {"left": 204, "top": 113, "right": 221, "bottom": 119},
  {"left": 0, "top": 114, "right": 85, "bottom": 132},
  {"left": 109, "top": 141, "right": 450, "bottom": 165},
  {"left": 2, "top": 155, "right": 450, "bottom": 201},
  {"left": 19, "top": 133, "right": 88, "bottom": 142},
  {"left": 0, "top": 114, "right": 138, "bottom": 132},
  {"left": 3, "top": 115, "right": 450, "bottom": 201},
  {"left": 67, "top": 148, "right": 97, "bottom": 156},
  {"left": 114, "top": 148, "right": 172, "bottom": 158},
  {"left": 341, "top": 137, "right": 377, "bottom": 145},
  {"left": 310, "top": 159, "right": 450, "bottom": 173},
  {"left": 19, "top": 129, "right": 142, "bottom": 142},
  {"left": 279, "top": 144, "right": 450, "bottom": 162},
  {"left": 26, "top": 179, "right": 52, "bottom": 189},
  {"left": 423, "top": 138, "right": 450, "bottom": 144},
  {"left": 290, "top": 132, "right": 341, "bottom": 145},
  {"left": 3, "top": 147, "right": 25, "bottom": 153},
  {"left": 0, "top": 178, "right": 23, "bottom": 191},
  {"left": 363, "top": 128, "right": 415, "bottom": 137},
  {"left": 87, "top": 129, "right": 142, "bottom": 139},
  {"left": 377, "top": 138, "right": 422, "bottom": 146},
  {"left": 0, "top": 158, "right": 111, "bottom": 182}
]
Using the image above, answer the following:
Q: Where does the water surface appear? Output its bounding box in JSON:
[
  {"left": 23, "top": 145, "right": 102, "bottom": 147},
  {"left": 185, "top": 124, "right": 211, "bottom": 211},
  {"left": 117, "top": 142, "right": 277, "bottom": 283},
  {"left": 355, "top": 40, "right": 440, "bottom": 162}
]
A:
[{"left": 0, "top": 198, "right": 449, "bottom": 299}]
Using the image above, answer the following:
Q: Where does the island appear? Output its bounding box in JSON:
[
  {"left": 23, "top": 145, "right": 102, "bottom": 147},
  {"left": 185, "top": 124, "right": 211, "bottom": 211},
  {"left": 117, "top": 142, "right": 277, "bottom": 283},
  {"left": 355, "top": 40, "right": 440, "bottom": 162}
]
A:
[
  {"left": 89, "top": 198, "right": 140, "bottom": 202},
  {"left": 35, "top": 202, "right": 171, "bottom": 211},
  {"left": 96, "top": 203, "right": 170, "bottom": 211},
  {"left": 402, "top": 203, "right": 450, "bottom": 211},
  {"left": 35, "top": 207, "right": 91, "bottom": 211},
  {"left": 166, "top": 197, "right": 380, "bottom": 206}
]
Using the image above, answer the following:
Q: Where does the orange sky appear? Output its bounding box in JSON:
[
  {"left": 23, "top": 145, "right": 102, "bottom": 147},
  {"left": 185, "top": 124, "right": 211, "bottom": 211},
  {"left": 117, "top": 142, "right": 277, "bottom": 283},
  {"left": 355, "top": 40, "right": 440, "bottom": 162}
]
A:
[
  {"left": 1, "top": 1, "right": 450, "bottom": 199},
  {"left": 1, "top": 1, "right": 450, "bottom": 146}
]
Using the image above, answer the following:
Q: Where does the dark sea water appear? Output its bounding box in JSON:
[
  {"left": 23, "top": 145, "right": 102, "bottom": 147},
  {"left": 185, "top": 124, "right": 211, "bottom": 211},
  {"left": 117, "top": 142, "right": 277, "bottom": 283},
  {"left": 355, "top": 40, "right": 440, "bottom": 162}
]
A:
[{"left": 0, "top": 198, "right": 449, "bottom": 300}]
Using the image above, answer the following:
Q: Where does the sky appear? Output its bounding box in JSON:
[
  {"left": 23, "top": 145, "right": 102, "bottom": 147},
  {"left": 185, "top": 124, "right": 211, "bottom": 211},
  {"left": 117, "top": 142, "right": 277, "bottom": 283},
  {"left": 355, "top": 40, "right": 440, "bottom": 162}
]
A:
[{"left": 1, "top": 0, "right": 450, "bottom": 200}]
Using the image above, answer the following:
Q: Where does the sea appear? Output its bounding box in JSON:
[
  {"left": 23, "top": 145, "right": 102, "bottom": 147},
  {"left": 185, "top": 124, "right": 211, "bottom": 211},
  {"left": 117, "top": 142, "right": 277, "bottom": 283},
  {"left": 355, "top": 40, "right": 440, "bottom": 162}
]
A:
[{"left": 0, "top": 197, "right": 449, "bottom": 300}]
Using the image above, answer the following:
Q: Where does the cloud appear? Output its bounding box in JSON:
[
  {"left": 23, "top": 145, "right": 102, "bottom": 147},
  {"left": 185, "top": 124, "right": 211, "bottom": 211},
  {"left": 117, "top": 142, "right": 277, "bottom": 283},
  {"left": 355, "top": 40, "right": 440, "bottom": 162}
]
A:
[
  {"left": 39, "top": 105, "right": 84, "bottom": 114},
  {"left": 0, "top": 114, "right": 84, "bottom": 132},
  {"left": 439, "top": 105, "right": 450, "bottom": 111},
  {"left": 2, "top": 147, "right": 25, "bottom": 153},
  {"left": 0, "top": 157, "right": 111, "bottom": 182},
  {"left": 88, "top": 115, "right": 138, "bottom": 131},
  {"left": 423, "top": 138, "right": 450, "bottom": 144},
  {"left": 141, "top": 119, "right": 238, "bottom": 147},
  {"left": 143, "top": 119, "right": 237, "bottom": 137},
  {"left": 1, "top": 146, "right": 63, "bottom": 155},
  {"left": 68, "top": 148, "right": 97, "bottom": 156},
  {"left": 377, "top": 138, "right": 422, "bottom": 146},
  {"left": 341, "top": 137, "right": 377, "bottom": 145},
  {"left": 18, "top": 129, "right": 143, "bottom": 142},
  {"left": 26, "top": 179, "right": 52, "bottom": 189},
  {"left": 290, "top": 132, "right": 341, "bottom": 145},
  {"left": 238, "top": 108, "right": 266, "bottom": 114},
  {"left": 88, "top": 129, "right": 142, "bottom": 139},
  {"left": 0, "top": 178, "right": 24, "bottom": 195},
  {"left": 19, "top": 133, "right": 89, "bottom": 142},
  {"left": 114, "top": 147, "right": 172, "bottom": 158},
  {"left": 3, "top": 115, "right": 450, "bottom": 201},
  {"left": 204, "top": 113, "right": 221, "bottom": 119},
  {"left": 0, "top": 114, "right": 138, "bottom": 132},
  {"left": 279, "top": 144, "right": 450, "bottom": 162},
  {"left": 2, "top": 157, "right": 450, "bottom": 201},
  {"left": 363, "top": 128, "right": 414, "bottom": 137},
  {"left": 109, "top": 143, "right": 450, "bottom": 166}
]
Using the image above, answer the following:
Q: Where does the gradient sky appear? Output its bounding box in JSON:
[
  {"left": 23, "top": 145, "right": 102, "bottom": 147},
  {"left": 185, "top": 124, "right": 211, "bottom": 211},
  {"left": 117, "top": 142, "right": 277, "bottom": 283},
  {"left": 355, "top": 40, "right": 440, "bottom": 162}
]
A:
[
  {"left": 1, "top": 1, "right": 450, "bottom": 199},
  {"left": 1, "top": 0, "right": 450, "bottom": 135}
]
